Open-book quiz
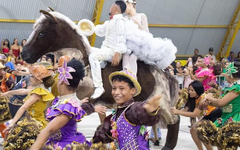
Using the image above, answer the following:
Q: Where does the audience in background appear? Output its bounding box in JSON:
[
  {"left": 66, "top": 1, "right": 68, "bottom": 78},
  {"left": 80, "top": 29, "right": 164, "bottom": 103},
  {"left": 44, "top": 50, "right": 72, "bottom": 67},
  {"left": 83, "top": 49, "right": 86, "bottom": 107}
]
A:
[
  {"left": 227, "top": 51, "right": 236, "bottom": 62},
  {"left": 11, "top": 38, "right": 20, "bottom": 58},
  {"left": 1, "top": 39, "right": 10, "bottom": 55},
  {"left": 192, "top": 48, "right": 199, "bottom": 64},
  {"left": 208, "top": 47, "right": 216, "bottom": 62},
  {"left": 20, "top": 39, "right": 27, "bottom": 53}
]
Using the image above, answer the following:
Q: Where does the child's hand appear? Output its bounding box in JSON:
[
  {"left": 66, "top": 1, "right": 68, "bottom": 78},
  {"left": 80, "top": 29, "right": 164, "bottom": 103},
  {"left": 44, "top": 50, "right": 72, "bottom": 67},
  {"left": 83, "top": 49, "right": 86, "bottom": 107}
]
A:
[
  {"left": 143, "top": 95, "right": 162, "bottom": 113},
  {"left": 81, "top": 97, "right": 89, "bottom": 103},
  {"left": 94, "top": 105, "right": 107, "bottom": 115}
]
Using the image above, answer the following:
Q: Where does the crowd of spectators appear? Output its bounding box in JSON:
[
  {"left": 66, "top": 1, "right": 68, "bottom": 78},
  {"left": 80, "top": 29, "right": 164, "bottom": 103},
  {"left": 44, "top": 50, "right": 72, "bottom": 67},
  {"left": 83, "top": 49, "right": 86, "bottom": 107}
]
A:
[
  {"left": 170, "top": 47, "right": 238, "bottom": 90},
  {"left": 0, "top": 38, "right": 56, "bottom": 83}
]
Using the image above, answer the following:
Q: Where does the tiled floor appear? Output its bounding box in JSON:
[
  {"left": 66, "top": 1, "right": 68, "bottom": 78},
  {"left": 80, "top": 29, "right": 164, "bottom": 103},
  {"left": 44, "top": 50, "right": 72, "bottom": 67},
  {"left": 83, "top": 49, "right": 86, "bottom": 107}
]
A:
[{"left": 0, "top": 111, "right": 232, "bottom": 150}]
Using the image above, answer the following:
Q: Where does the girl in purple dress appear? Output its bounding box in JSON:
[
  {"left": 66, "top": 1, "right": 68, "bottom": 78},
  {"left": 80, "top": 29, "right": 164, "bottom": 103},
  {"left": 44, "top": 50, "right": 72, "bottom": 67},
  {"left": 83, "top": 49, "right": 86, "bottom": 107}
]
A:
[{"left": 30, "top": 59, "right": 106, "bottom": 149}]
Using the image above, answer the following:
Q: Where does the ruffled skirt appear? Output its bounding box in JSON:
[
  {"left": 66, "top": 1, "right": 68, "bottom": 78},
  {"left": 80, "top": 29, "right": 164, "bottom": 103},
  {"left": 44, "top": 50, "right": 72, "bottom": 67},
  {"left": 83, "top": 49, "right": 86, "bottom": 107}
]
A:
[{"left": 125, "top": 21, "right": 177, "bottom": 69}]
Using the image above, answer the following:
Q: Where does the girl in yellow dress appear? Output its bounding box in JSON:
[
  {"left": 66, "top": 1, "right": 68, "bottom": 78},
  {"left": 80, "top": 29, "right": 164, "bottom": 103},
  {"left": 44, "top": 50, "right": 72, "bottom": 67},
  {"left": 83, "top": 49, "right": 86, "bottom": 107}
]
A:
[{"left": 2, "top": 64, "right": 55, "bottom": 150}]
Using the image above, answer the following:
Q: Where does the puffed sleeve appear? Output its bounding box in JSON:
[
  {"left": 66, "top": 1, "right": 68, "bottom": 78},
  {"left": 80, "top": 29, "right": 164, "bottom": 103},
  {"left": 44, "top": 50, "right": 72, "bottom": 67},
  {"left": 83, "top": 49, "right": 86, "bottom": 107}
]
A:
[
  {"left": 114, "top": 19, "right": 127, "bottom": 54},
  {"left": 81, "top": 102, "right": 95, "bottom": 115},
  {"left": 23, "top": 87, "right": 55, "bottom": 103},
  {"left": 140, "top": 13, "right": 149, "bottom": 32},
  {"left": 46, "top": 98, "right": 87, "bottom": 122},
  {"left": 95, "top": 21, "right": 110, "bottom": 37}
]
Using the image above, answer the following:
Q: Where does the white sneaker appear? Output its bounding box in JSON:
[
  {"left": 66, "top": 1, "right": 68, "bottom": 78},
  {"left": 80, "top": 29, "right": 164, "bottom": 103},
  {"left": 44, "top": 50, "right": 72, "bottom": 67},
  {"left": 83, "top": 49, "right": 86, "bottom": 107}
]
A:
[{"left": 91, "top": 87, "right": 105, "bottom": 99}]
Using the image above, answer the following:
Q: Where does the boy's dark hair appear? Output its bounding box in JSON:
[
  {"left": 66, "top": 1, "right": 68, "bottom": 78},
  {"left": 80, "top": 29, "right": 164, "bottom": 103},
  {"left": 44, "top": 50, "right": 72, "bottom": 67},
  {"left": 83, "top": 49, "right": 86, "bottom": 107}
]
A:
[
  {"left": 111, "top": 75, "right": 134, "bottom": 89},
  {"left": 115, "top": 1, "right": 127, "bottom": 13},
  {"left": 67, "top": 58, "right": 85, "bottom": 89}
]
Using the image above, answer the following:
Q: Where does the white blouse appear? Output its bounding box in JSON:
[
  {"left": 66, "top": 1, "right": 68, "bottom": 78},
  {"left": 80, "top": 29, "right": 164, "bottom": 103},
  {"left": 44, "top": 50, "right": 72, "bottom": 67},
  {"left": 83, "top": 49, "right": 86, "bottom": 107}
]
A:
[
  {"left": 126, "top": 13, "right": 149, "bottom": 32},
  {"left": 95, "top": 14, "right": 127, "bottom": 54}
]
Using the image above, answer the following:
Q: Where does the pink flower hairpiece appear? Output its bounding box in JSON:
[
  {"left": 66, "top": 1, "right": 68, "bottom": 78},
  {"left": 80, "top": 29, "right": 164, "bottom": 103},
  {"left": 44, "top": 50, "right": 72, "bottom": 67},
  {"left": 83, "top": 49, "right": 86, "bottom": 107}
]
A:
[
  {"left": 203, "top": 56, "right": 212, "bottom": 66},
  {"left": 58, "top": 61, "right": 76, "bottom": 85}
]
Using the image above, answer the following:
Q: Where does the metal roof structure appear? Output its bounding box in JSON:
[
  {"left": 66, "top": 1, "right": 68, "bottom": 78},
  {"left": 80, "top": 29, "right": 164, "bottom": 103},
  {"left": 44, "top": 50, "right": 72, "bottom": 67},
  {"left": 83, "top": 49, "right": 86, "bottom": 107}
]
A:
[{"left": 0, "top": 0, "right": 240, "bottom": 58}]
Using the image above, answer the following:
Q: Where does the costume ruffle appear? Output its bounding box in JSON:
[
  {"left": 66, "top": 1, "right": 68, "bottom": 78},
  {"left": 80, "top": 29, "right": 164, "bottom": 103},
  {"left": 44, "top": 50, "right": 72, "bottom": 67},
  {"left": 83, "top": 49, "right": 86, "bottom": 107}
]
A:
[
  {"left": 197, "top": 120, "right": 240, "bottom": 150},
  {"left": 0, "top": 97, "right": 12, "bottom": 123},
  {"left": 196, "top": 69, "right": 215, "bottom": 79},
  {"left": 4, "top": 115, "right": 43, "bottom": 150},
  {"left": 175, "top": 88, "right": 188, "bottom": 110},
  {"left": 46, "top": 97, "right": 87, "bottom": 122},
  {"left": 125, "top": 21, "right": 177, "bottom": 69},
  {"left": 221, "top": 83, "right": 240, "bottom": 97},
  {"left": 43, "top": 142, "right": 114, "bottom": 150},
  {"left": 23, "top": 87, "right": 55, "bottom": 103}
]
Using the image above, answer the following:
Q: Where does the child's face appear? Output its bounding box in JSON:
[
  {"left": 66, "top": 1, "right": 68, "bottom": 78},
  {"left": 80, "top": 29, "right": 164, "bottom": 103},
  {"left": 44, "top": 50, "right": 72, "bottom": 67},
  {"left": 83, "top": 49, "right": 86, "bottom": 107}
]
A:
[{"left": 111, "top": 80, "right": 136, "bottom": 105}]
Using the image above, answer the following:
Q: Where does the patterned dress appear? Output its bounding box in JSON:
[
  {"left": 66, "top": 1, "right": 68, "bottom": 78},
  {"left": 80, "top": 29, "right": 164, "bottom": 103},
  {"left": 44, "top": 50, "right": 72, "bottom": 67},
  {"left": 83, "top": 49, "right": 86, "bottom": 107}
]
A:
[
  {"left": 214, "top": 82, "right": 240, "bottom": 127},
  {"left": 23, "top": 85, "right": 55, "bottom": 127},
  {"left": 45, "top": 93, "right": 94, "bottom": 149}
]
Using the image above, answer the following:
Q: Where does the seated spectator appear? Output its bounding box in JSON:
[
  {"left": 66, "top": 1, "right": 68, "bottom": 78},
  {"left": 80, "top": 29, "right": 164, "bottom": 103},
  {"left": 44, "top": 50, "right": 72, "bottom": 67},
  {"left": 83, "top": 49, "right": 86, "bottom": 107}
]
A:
[
  {"left": 16, "top": 56, "right": 24, "bottom": 65},
  {"left": 227, "top": 51, "right": 236, "bottom": 62},
  {"left": 40, "top": 55, "right": 47, "bottom": 62},
  {"left": 208, "top": 47, "right": 216, "bottom": 62},
  {"left": 235, "top": 52, "right": 240, "bottom": 62}
]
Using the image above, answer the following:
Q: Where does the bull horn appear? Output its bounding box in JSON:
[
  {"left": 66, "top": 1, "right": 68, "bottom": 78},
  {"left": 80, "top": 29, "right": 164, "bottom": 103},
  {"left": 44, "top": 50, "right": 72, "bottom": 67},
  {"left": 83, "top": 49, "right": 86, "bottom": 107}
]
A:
[
  {"left": 40, "top": 10, "right": 58, "bottom": 24},
  {"left": 77, "top": 19, "right": 95, "bottom": 36},
  {"left": 47, "top": 7, "right": 55, "bottom": 12}
]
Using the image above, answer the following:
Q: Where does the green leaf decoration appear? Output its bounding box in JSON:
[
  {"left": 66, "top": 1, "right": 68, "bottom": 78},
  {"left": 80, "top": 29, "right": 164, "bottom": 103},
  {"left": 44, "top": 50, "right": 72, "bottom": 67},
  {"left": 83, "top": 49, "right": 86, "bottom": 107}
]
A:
[{"left": 227, "top": 62, "right": 238, "bottom": 77}]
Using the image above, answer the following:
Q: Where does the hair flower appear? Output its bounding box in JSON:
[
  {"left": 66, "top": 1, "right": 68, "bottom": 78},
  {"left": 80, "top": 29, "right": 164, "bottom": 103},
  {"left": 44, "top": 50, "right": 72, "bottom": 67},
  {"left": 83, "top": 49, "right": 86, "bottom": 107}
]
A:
[
  {"left": 226, "top": 62, "right": 238, "bottom": 78},
  {"left": 203, "top": 56, "right": 212, "bottom": 66},
  {"left": 58, "top": 60, "right": 76, "bottom": 85}
]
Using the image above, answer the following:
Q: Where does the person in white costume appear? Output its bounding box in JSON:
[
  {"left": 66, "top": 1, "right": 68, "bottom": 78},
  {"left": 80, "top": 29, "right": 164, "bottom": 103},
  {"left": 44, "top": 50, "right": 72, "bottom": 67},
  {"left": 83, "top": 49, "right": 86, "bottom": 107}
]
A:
[
  {"left": 122, "top": 0, "right": 149, "bottom": 76},
  {"left": 89, "top": 1, "right": 127, "bottom": 99}
]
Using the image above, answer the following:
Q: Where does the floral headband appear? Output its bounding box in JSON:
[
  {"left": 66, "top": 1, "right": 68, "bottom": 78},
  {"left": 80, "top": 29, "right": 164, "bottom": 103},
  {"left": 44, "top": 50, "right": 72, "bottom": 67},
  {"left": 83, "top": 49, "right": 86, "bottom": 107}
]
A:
[
  {"left": 58, "top": 60, "right": 76, "bottom": 85},
  {"left": 226, "top": 62, "right": 238, "bottom": 77},
  {"left": 203, "top": 56, "right": 212, "bottom": 66}
]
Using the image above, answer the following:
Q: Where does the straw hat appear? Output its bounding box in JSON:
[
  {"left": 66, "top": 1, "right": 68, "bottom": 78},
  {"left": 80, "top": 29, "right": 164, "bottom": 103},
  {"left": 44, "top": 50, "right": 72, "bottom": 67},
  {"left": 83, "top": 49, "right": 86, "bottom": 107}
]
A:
[
  {"left": 58, "top": 55, "right": 71, "bottom": 67},
  {"left": 0, "top": 62, "right": 6, "bottom": 69},
  {"left": 109, "top": 68, "right": 141, "bottom": 97},
  {"left": 0, "top": 54, "right": 7, "bottom": 62},
  {"left": 77, "top": 19, "right": 95, "bottom": 36},
  {"left": 38, "top": 61, "right": 53, "bottom": 70},
  {"left": 30, "top": 65, "right": 52, "bottom": 81}
]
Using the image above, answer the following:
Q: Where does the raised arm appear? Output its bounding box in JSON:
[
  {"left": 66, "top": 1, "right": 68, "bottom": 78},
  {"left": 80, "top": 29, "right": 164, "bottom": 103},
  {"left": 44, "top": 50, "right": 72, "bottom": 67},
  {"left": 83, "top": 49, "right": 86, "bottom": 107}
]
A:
[
  {"left": 206, "top": 92, "right": 239, "bottom": 107},
  {"left": 125, "top": 95, "right": 162, "bottom": 126},
  {"left": 5, "top": 94, "right": 40, "bottom": 131},
  {"left": 1, "top": 88, "right": 32, "bottom": 97},
  {"left": 171, "top": 107, "right": 201, "bottom": 118}
]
